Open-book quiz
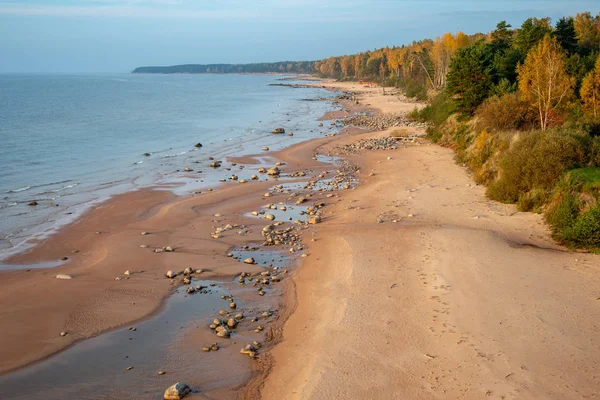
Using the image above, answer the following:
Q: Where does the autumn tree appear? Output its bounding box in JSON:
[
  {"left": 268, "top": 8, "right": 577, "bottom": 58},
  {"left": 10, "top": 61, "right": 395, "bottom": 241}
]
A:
[
  {"left": 517, "top": 35, "right": 575, "bottom": 130},
  {"left": 574, "top": 12, "right": 600, "bottom": 51},
  {"left": 581, "top": 56, "right": 600, "bottom": 119},
  {"left": 340, "top": 55, "right": 354, "bottom": 79}
]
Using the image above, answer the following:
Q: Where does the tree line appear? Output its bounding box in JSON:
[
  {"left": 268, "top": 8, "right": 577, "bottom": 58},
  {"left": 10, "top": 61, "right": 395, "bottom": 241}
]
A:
[
  {"left": 132, "top": 61, "right": 317, "bottom": 74},
  {"left": 315, "top": 13, "right": 600, "bottom": 130}
]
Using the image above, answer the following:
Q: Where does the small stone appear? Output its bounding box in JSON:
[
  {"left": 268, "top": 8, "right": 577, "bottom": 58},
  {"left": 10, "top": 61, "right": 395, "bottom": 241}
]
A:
[
  {"left": 244, "top": 258, "right": 255, "bottom": 264},
  {"left": 229, "top": 302, "right": 237, "bottom": 310},
  {"left": 216, "top": 329, "right": 230, "bottom": 338},
  {"left": 202, "top": 346, "right": 211, "bottom": 352},
  {"left": 166, "top": 270, "right": 177, "bottom": 279},
  {"left": 164, "top": 246, "right": 174, "bottom": 252},
  {"left": 60, "top": 331, "right": 67, "bottom": 337},
  {"left": 124, "top": 270, "right": 132, "bottom": 275},
  {"left": 240, "top": 344, "right": 257, "bottom": 358},
  {"left": 126, "top": 366, "right": 134, "bottom": 371},
  {"left": 308, "top": 215, "right": 321, "bottom": 224},
  {"left": 262, "top": 147, "right": 270, "bottom": 151},
  {"left": 56, "top": 274, "right": 72, "bottom": 280},
  {"left": 158, "top": 370, "right": 166, "bottom": 375}
]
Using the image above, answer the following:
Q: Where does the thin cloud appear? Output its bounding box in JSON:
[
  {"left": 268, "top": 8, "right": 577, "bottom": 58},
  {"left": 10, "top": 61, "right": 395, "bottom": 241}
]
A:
[{"left": 0, "top": 3, "right": 258, "bottom": 18}]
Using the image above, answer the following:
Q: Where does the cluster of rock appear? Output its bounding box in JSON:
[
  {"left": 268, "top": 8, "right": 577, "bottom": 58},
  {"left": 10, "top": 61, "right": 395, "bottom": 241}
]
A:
[
  {"left": 341, "top": 113, "right": 425, "bottom": 130},
  {"left": 164, "top": 267, "right": 212, "bottom": 295},
  {"left": 210, "top": 222, "right": 249, "bottom": 239},
  {"left": 205, "top": 295, "right": 271, "bottom": 357},
  {"left": 261, "top": 223, "right": 304, "bottom": 247},
  {"left": 338, "top": 137, "right": 403, "bottom": 154}
]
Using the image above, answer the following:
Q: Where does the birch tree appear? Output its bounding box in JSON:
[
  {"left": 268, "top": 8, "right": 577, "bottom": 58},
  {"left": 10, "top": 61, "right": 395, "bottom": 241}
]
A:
[{"left": 517, "top": 35, "right": 574, "bottom": 130}]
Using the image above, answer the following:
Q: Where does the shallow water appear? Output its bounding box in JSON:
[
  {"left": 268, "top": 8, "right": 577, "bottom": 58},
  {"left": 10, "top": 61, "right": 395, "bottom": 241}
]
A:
[
  {"left": 230, "top": 246, "right": 292, "bottom": 267},
  {"left": 0, "top": 281, "right": 249, "bottom": 399},
  {"left": 245, "top": 204, "right": 310, "bottom": 223},
  {"left": 0, "top": 73, "right": 338, "bottom": 259}
]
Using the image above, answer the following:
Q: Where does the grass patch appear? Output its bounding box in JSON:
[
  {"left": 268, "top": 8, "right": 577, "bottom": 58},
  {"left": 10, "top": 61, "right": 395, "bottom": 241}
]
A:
[
  {"left": 390, "top": 128, "right": 411, "bottom": 138},
  {"left": 569, "top": 167, "right": 600, "bottom": 192}
]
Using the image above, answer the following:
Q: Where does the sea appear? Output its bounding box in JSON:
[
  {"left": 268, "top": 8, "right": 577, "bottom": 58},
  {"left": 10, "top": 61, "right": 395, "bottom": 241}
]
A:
[{"left": 0, "top": 73, "right": 338, "bottom": 261}]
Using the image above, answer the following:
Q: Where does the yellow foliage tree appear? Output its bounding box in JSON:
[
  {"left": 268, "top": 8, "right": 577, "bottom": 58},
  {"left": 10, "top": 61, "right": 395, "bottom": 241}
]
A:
[
  {"left": 431, "top": 32, "right": 469, "bottom": 89},
  {"left": 574, "top": 12, "right": 600, "bottom": 49},
  {"left": 581, "top": 56, "right": 600, "bottom": 119},
  {"left": 517, "top": 35, "right": 575, "bottom": 130}
]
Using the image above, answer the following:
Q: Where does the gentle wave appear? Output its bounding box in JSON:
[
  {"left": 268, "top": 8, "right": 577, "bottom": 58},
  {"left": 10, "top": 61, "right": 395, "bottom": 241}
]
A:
[
  {"left": 52, "top": 183, "right": 79, "bottom": 192},
  {"left": 7, "top": 186, "right": 31, "bottom": 193}
]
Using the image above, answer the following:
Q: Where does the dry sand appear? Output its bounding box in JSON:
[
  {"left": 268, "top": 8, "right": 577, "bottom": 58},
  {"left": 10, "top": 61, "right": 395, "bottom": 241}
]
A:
[{"left": 258, "top": 82, "right": 600, "bottom": 400}]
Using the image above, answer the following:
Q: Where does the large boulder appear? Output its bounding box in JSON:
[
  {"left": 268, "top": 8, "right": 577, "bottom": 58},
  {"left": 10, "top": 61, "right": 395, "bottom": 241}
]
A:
[{"left": 163, "top": 382, "right": 191, "bottom": 400}]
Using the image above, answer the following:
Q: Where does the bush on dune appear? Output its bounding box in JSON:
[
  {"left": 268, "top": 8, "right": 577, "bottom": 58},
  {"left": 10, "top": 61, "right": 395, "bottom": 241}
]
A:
[
  {"left": 487, "top": 129, "right": 592, "bottom": 204},
  {"left": 474, "top": 93, "right": 537, "bottom": 132},
  {"left": 546, "top": 173, "right": 600, "bottom": 247}
]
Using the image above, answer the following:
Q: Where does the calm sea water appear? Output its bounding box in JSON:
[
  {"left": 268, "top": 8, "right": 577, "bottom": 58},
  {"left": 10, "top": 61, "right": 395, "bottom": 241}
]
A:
[{"left": 0, "top": 73, "right": 337, "bottom": 260}]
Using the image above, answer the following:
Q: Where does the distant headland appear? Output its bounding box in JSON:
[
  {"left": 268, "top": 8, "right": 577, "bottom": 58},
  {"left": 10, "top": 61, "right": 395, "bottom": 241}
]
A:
[{"left": 132, "top": 61, "right": 316, "bottom": 74}]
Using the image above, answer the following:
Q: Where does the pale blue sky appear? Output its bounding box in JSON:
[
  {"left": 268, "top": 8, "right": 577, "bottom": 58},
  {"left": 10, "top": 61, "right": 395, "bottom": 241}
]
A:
[{"left": 0, "top": 0, "right": 598, "bottom": 73}]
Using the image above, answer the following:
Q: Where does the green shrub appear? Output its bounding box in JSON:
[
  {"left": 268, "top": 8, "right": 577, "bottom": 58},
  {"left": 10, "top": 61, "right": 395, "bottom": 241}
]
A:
[
  {"left": 487, "top": 130, "right": 591, "bottom": 203},
  {"left": 404, "top": 79, "right": 427, "bottom": 100},
  {"left": 517, "top": 189, "right": 549, "bottom": 212},
  {"left": 546, "top": 190, "right": 579, "bottom": 234},
  {"left": 566, "top": 205, "right": 600, "bottom": 247},
  {"left": 408, "top": 91, "right": 455, "bottom": 126},
  {"left": 426, "top": 127, "right": 444, "bottom": 143},
  {"left": 475, "top": 93, "right": 536, "bottom": 132}
]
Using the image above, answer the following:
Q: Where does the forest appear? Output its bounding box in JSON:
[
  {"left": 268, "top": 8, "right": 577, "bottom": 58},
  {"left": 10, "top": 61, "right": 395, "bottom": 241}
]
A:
[
  {"left": 313, "top": 13, "right": 600, "bottom": 248},
  {"left": 132, "top": 61, "right": 316, "bottom": 74}
]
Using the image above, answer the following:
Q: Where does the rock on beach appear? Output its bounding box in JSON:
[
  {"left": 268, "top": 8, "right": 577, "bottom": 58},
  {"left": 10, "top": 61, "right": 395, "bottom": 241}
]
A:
[{"left": 164, "top": 382, "right": 191, "bottom": 400}]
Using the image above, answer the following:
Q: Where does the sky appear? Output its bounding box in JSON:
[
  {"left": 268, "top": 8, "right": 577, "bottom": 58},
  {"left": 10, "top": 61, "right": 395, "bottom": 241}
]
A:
[{"left": 0, "top": 0, "right": 599, "bottom": 73}]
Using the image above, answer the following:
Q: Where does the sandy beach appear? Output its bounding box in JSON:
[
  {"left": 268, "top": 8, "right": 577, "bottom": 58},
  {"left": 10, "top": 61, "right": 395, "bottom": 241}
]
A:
[
  {"left": 258, "top": 82, "right": 600, "bottom": 399},
  {"left": 1, "top": 80, "right": 599, "bottom": 399}
]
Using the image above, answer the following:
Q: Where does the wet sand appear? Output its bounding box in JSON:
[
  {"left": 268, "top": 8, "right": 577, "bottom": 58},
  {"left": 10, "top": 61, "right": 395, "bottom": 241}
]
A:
[
  {"left": 258, "top": 82, "right": 600, "bottom": 399},
  {"left": 0, "top": 86, "right": 365, "bottom": 398}
]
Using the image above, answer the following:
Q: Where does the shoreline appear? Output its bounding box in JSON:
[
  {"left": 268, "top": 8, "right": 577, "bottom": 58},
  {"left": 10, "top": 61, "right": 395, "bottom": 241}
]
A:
[
  {"left": 0, "top": 82, "right": 371, "bottom": 397},
  {"left": 0, "top": 73, "right": 335, "bottom": 262}
]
